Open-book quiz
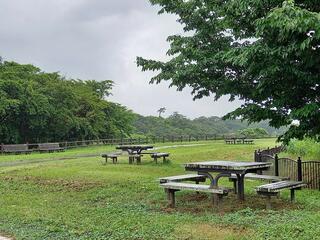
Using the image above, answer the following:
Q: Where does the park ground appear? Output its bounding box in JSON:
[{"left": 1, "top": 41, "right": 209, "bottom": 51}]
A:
[{"left": 0, "top": 139, "right": 319, "bottom": 240}]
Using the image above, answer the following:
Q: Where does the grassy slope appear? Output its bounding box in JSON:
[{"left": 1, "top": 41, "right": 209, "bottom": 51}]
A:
[{"left": 0, "top": 139, "right": 318, "bottom": 240}]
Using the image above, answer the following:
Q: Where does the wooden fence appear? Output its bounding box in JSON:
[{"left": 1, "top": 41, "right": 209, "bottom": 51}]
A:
[
  {"left": 2, "top": 134, "right": 277, "bottom": 152},
  {"left": 255, "top": 147, "right": 320, "bottom": 190}
]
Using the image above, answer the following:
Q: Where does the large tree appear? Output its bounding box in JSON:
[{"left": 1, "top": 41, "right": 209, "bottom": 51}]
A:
[
  {"left": 0, "top": 60, "right": 135, "bottom": 143},
  {"left": 137, "top": 0, "right": 320, "bottom": 143}
]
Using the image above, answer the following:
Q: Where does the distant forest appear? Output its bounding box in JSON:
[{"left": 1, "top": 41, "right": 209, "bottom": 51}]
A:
[
  {"left": 0, "top": 60, "right": 285, "bottom": 144},
  {"left": 133, "top": 112, "right": 287, "bottom": 138}
]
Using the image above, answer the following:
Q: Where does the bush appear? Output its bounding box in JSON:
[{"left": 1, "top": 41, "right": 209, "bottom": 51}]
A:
[{"left": 287, "top": 138, "right": 320, "bottom": 159}]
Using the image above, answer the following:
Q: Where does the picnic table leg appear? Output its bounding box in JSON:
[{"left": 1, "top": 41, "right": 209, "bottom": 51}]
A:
[
  {"left": 290, "top": 189, "right": 295, "bottom": 202},
  {"left": 166, "top": 189, "right": 176, "bottom": 208},
  {"left": 231, "top": 179, "right": 238, "bottom": 194},
  {"left": 266, "top": 195, "right": 272, "bottom": 210},
  {"left": 212, "top": 193, "right": 219, "bottom": 208},
  {"left": 236, "top": 174, "right": 245, "bottom": 201},
  {"left": 137, "top": 156, "right": 141, "bottom": 165}
]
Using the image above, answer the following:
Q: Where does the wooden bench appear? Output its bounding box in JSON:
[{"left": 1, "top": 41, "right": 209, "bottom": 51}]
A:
[
  {"left": 159, "top": 174, "right": 206, "bottom": 184},
  {"left": 229, "top": 173, "right": 289, "bottom": 193},
  {"left": 129, "top": 154, "right": 143, "bottom": 164},
  {"left": 256, "top": 181, "right": 306, "bottom": 209},
  {"left": 160, "top": 182, "right": 230, "bottom": 208},
  {"left": 244, "top": 139, "right": 254, "bottom": 144},
  {"left": 101, "top": 153, "right": 120, "bottom": 164},
  {"left": 151, "top": 152, "right": 170, "bottom": 163},
  {"left": 1, "top": 144, "right": 32, "bottom": 154},
  {"left": 38, "top": 143, "right": 64, "bottom": 153}
]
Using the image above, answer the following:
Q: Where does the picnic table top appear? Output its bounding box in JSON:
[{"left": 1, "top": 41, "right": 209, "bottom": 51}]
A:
[
  {"left": 116, "top": 145, "right": 154, "bottom": 150},
  {"left": 184, "top": 161, "right": 272, "bottom": 171}
]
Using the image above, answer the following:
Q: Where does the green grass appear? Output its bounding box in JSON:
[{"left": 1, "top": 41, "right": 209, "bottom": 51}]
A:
[
  {"left": 0, "top": 139, "right": 319, "bottom": 240},
  {"left": 285, "top": 138, "right": 320, "bottom": 160}
]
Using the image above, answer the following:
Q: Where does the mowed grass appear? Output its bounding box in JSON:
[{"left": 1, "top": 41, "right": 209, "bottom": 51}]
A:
[{"left": 0, "top": 139, "right": 319, "bottom": 240}]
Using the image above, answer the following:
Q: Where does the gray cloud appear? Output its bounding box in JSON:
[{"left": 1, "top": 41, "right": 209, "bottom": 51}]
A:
[{"left": 0, "top": 0, "right": 241, "bottom": 118}]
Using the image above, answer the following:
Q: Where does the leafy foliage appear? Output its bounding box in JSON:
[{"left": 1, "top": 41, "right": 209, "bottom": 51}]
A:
[
  {"left": 287, "top": 138, "right": 320, "bottom": 159},
  {"left": 0, "top": 61, "right": 135, "bottom": 143},
  {"left": 238, "top": 128, "right": 269, "bottom": 139},
  {"left": 137, "top": 0, "right": 320, "bottom": 144},
  {"left": 133, "top": 112, "right": 285, "bottom": 137}
]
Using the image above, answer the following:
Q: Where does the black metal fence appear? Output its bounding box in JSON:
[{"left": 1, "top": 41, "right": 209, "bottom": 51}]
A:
[{"left": 255, "top": 147, "right": 320, "bottom": 190}]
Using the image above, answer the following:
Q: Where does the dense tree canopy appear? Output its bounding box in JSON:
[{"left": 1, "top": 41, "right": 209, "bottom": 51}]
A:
[
  {"left": 0, "top": 61, "right": 135, "bottom": 144},
  {"left": 137, "top": 0, "right": 320, "bottom": 143},
  {"left": 133, "top": 112, "right": 285, "bottom": 137}
]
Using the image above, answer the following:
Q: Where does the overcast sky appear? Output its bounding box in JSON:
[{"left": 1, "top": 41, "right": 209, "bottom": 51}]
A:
[{"left": 0, "top": 0, "right": 241, "bottom": 119}]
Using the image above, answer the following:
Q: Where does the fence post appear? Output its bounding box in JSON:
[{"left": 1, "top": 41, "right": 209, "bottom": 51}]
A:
[
  {"left": 297, "top": 157, "right": 302, "bottom": 181},
  {"left": 189, "top": 135, "right": 191, "bottom": 142},
  {"left": 162, "top": 136, "right": 165, "bottom": 143},
  {"left": 275, "top": 154, "right": 279, "bottom": 176},
  {"left": 180, "top": 136, "right": 183, "bottom": 142},
  {"left": 257, "top": 151, "right": 263, "bottom": 174},
  {"left": 254, "top": 150, "right": 258, "bottom": 162}
]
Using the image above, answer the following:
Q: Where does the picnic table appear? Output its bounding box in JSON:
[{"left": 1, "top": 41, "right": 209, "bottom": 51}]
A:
[
  {"left": 116, "top": 145, "right": 154, "bottom": 164},
  {"left": 116, "top": 145, "right": 154, "bottom": 154},
  {"left": 184, "top": 161, "right": 272, "bottom": 200},
  {"left": 225, "top": 137, "right": 253, "bottom": 144}
]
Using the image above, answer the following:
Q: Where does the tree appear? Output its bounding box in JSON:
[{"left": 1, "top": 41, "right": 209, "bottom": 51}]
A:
[
  {"left": 238, "top": 128, "right": 269, "bottom": 139},
  {"left": 157, "top": 107, "right": 166, "bottom": 117},
  {"left": 0, "top": 61, "right": 134, "bottom": 143},
  {"left": 137, "top": 0, "right": 320, "bottom": 144}
]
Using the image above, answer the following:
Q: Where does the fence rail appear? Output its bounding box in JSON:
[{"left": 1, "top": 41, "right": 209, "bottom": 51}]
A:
[
  {"left": 255, "top": 147, "right": 320, "bottom": 190},
  {"left": 2, "top": 134, "right": 276, "bottom": 152}
]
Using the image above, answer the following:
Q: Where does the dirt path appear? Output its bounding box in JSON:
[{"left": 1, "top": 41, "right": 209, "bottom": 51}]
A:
[{"left": 0, "top": 236, "right": 11, "bottom": 240}]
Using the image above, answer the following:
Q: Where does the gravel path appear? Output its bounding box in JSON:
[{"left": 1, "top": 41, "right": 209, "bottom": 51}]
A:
[{"left": 0, "top": 236, "right": 11, "bottom": 240}]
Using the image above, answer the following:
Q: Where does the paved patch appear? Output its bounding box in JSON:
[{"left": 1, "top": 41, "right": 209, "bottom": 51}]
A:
[{"left": 0, "top": 236, "right": 11, "bottom": 240}]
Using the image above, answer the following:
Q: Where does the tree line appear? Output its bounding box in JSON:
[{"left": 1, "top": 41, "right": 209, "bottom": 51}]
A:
[
  {"left": 0, "top": 60, "right": 285, "bottom": 145},
  {"left": 0, "top": 61, "right": 135, "bottom": 144},
  {"left": 133, "top": 112, "right": 286, "bottom": 138}
]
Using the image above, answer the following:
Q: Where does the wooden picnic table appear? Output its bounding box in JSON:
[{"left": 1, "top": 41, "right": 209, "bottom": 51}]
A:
[
  {"left": 225, "top": 137, "right": 253, "bottom": 144},
  {"left": 116, "top": 145, "right": 154, "bottom": 164},
  {"left": 184, "top": 161, "right": 272, "bottom": 200},
  {"left": 116, "top": 145, "right": 154, "bottom": 154}
]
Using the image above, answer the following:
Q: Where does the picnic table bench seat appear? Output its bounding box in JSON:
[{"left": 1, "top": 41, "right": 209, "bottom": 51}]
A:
[
  {"left": 128, "top": 154, "right": 143, "bottom": 164},
  {"left": 229, "top": 173, "right": 289, "bottom": 182},
  {"left": 256, "top": 181, "right": 306, "bottom": 209},
  {"left": 101, "top": 153, "right": 121, "bottom": 164},
  {"left": 2, "top": 144, "right": 32, "bottom": 154},
  {"left": 160, "top": 182, "right": 230, "bottom": 208},
  {"left": 151, "top": 152, "right": 169, "bottom": 163},
  {"left": 229, "top": 173, "right": 289, "bottom": 193},
  {"left": 38, "top": 143, "right": 64, "bottom": 153},
  {"left": 159, "top": 174, "right": 206, "bottom": 184}
]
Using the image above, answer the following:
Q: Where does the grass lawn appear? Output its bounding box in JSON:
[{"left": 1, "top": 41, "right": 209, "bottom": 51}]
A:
[{"left": 0, "top": 139, "right": 319, "bottom": 240}]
